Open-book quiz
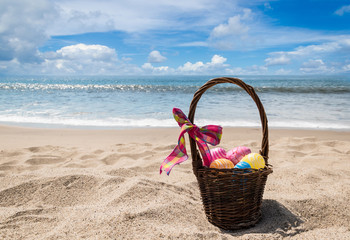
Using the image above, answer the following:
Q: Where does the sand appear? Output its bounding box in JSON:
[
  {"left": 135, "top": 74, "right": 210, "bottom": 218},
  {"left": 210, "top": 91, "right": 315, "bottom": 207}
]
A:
[{"left": 0, "top": 125, "right": 349, "bottom": 239}]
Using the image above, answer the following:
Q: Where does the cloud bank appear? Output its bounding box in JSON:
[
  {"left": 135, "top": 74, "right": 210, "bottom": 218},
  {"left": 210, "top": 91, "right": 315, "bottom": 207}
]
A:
[
  {"left": 0, "top": 0, "right": 57, "bottom": 63},
  {"left": 0, "top": 0, "right": 350, "bottom": 75},
  {"left": 335, "top": 5, "right": 350, "bottom": 16}
]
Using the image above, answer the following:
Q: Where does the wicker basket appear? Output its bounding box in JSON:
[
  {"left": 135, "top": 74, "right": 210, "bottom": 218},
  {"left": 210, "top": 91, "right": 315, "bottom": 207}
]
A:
[{"left": 188, "top": 77, "right": 273, "bottom": 230}]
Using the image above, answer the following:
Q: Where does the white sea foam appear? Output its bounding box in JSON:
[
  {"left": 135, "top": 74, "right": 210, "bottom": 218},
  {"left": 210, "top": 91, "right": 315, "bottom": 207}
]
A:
[
  {"left": 0, "top": 115, "right": 174, "bottom": 128},
  {"left": 0, "top": 115, "right": 349, "bottom": 130}
]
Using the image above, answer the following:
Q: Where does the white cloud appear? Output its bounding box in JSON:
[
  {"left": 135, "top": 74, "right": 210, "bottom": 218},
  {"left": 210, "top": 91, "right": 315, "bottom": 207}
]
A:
[
  {"left": 246, "top": 65, "right": 268, "bottom": 74},
  {"left": 264, "top": 38, "right": 350, "bottom": 68},
  {"left": 121, "top": 56, "right": 133, "bottom": 62},
  {"left": 48, "top": 0, "right": 240, "bottom": 35},
  {"left": 148, "top": 50, "right": 167, "bottom": 63},
  {"left": 177, "top": 41, "right": 208, "bottom": 47},
  {"left": 225, "top": 67, "right": 244, "bottom": 75},
  {"left": 342, "top": 64, "right": 350, "bottom": 72},
  {"left": 0, "top": 0, "right": 57, "bottom": 63},
  {"left": 142, "top": 63, "right": 173, "bottom": 74},
  {"left": 335, "top": 5, "right": 350, "bottom": 16},
  {"left": 178, "top": 61, "right": 205, "bottom": 72},
  {"left": 291, "top": 41, "right": 341, "bottom": 56},
  {"left": 226, "top": 65, "right": 268, "bottom": 75},
  {"left": 38, "top": 44, "right": 120, "bottom": 74},
  {"left": 210, "top": 9, "right": 251, "bottom": 38},
  {"left": 141, "top": 63, "right": 153, "bottom": 70},
  {"left": 211, "top": 54, "right": 227, "bottom": 65},
  {"left": 264, "top": 2, "right": 273, "bottom": 10},
  {"left": 209, "top": 9, "right": 252, "bottom": 50},
  {"left": 274, "top": 68, "right": 292, "bottom": 75},
  {"left": 178, "top": 54, "right": 228, "bottom": 73},
  {"left": 265, "top": 55, "right": 291, "bottom": 66},
  {"left": 299, "top": 59, "right": 331, "bottom": 73},
  {"left": 301, "top": 59, "right": 325, "bottom": 67},
  {"left": 54, "top": 44, "right": 117, "bottom": 61}
]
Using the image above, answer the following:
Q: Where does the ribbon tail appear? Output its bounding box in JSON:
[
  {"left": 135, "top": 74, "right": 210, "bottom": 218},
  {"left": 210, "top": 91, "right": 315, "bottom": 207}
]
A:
[
  {"left": 194, "top": 136, "right": 212, "bottom": 167},
  {"left": 160, "top": 144, "right": 188, "bottom": 175},
  {"left": 160, "top": 129, "right": 189, "bottom": 175}
]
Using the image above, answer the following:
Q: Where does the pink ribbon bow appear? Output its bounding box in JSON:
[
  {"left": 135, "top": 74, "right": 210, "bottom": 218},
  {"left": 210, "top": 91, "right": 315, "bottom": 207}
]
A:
[{"left": 160, "top": 108, "right": 222, "bottom": 175}]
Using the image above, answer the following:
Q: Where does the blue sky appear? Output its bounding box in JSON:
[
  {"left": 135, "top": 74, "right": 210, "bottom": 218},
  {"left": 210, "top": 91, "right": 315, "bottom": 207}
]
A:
[{"left": 1, "top": 0, "right": 350, "bottom": 75}]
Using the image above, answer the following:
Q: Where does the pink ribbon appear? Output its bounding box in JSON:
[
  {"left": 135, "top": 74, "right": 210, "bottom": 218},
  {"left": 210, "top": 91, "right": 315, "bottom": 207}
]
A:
[{"left": 160, "top": 108, "right": 222, "bottom": 175}]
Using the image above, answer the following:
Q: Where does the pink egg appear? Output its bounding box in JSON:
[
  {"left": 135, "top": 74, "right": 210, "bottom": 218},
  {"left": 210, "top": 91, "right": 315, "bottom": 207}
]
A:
[
  {"left": 207, "top": 147, "right": 227, "bottom": 166},
  {"left": 226, "top": 146, "right": 251, "bottom": 165}
]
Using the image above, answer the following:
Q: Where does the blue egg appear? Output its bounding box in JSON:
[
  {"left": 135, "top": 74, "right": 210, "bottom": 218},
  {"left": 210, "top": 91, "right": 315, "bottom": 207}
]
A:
[{"left": 234, "top": 161, "right": 251, "bottom": 169}]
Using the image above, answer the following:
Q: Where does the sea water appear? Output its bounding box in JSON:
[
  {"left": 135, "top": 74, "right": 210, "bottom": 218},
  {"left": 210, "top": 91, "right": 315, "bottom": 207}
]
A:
[{"left": 0, "top": 75, "right": 349, "bottom": 130}]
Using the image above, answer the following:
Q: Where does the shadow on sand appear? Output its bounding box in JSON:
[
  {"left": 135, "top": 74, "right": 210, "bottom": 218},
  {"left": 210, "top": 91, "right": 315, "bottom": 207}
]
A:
[{"left": 221, "top": 199, "right": 305, "bottom": 237}]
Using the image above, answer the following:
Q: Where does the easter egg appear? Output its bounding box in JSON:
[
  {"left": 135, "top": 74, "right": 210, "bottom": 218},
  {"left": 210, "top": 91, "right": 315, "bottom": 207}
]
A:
[
  {"left": 234, "top": 161, "right": 252, "bottom": 169},
  {"left": 234, "top": 153, "right": 265, "bottom": 170},
  {"left": 226, "top": 146, "right": 251, "bottom": 165},
  {"left": 210, "top": 147, "right": 227, "bottom": 162},
  {"left": 209, "top": 158, "right": 235, "bottom": 169}
]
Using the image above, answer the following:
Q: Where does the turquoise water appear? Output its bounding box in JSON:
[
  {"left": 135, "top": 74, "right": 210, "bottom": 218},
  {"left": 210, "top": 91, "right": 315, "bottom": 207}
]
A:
[{"left": 0, "top": 75, "right": 349, "bottom": 129}]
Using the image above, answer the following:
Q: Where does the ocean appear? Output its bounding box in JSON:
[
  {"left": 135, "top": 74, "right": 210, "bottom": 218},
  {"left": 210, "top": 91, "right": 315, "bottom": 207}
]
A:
[{"left": 0, "top": 75, "right": 349, "bottom": 130}]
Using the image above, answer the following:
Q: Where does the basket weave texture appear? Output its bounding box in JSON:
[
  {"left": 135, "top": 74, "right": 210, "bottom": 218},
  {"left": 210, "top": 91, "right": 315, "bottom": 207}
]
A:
[{"left": 188, "top": 77, "right": 273, "bottom": 230}]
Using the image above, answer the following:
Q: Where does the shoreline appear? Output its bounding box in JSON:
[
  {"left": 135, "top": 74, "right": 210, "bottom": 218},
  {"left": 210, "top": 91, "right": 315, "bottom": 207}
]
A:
[
  {"left": 2, "top": 122, "right": 350, "bottom": 131},
  {"left": 1, "top": 118, "right": 349, "bottom": 132}
]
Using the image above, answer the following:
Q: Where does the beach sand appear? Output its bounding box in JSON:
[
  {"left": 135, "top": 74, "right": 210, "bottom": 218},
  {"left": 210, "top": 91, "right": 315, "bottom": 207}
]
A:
[{"left": 0, "top": 125, "right": 349, "bottom": 239}]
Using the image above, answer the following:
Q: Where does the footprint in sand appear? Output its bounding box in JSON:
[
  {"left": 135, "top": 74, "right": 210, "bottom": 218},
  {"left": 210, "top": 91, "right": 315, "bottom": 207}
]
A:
[
  {"left": 153, "top": 144, "right": 177, "bottom": 152},
  {"left": 25, "top": 155, "right": 64, "bottom": 165},
  {"left": 0, "top": 175, "right": 100, "bottom": 207},
  {"left": 101, "top": 150, "right": 155, "bottom": 165}
]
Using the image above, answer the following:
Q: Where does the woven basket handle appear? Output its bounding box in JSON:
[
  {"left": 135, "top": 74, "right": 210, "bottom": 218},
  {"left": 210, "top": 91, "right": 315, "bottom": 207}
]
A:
[{"left": 188, "top": 77, "right": 269, "bottom": 177}]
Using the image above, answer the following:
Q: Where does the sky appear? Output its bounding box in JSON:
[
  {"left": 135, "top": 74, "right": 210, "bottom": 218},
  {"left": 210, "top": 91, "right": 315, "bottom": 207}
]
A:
[{"left": 1, "top": 0, "right": 350, "bottom": 75}]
